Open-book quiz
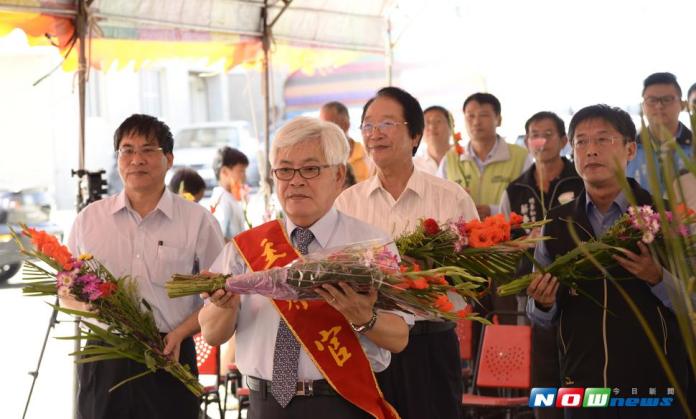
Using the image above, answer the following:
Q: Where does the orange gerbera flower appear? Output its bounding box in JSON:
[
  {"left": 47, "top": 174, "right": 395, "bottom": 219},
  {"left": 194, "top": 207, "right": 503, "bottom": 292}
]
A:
[
  {"left": 469, "top": 228, "right": 495, "bottom": 248},
  {"left": 426, "top": 275, "right": 448, "bottom": 285},
  {"left": 399, "top": 262, "right": 421, "bottom": 273},
  {"left": 675, "top": 203, "right": 695, "bottom": 217},
  {"left": 483, "top": 214, "right": 507, "bottom": 228},
  {"left": 410, "top": 278, "right": 429, "bottom": 290},
  {"left": 456, "top": 305, "right": 473, "bottom": 318},
  {"left": 26, "top": 228, "right": 73, "bottom": 270},
  {"left": 489, "top": 227, "right": 506, "bottom": 244},
  {"left": 509, "top": 212, "right": 524, "bottom": 227},
  {"left": 433, "top": 294, "right": 454, "bottom": 312},
  {"left": 463, "top": 219, "right": 484, "bottom": 234},
  {"left": 392, "top": 281, "right": 412, "bottom": 290}
]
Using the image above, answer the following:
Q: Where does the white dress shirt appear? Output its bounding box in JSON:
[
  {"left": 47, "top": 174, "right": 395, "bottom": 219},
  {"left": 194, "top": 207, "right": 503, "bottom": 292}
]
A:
[
  {"left": 210, "top": 186, "right": 247, "bottom": 240},
  {"left": 335, "top": 168, "right": 479, "bottom": 238},
  {"left": 412, "top": 154, "right": 440, "bottom": 176},
  {"left": 209, "top": 208, "right": 414, "bottom": 381},
  {"left": 68, "top": 189, "right": 225, "bottom": 333}
]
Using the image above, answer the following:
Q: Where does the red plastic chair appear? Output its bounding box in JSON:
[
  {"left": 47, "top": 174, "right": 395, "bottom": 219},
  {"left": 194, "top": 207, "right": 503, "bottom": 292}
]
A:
[
  {"left": 462, "top": 312, "right": 532, "bottom": 418},
  {"left": 194, "top": 333, "right": 224, "bottom": 419},
  {"left": 455, "top": 318, "right": 474, "bottom": 391},
  {"left": 235, "top": 387, "right": 250, "bottom": 419},
  {"left": 223, "top": 362, "right": 251, "bottom": 419}
]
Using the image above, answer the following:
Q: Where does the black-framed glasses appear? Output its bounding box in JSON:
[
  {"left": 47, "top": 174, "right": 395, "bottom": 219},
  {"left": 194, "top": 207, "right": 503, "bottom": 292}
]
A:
[
  {"left": 643, "top": 95, "right": 678, "bottom": 107},
  {"left": 572, "top": 136, "right": 621, "bottom": 150},
  {"left": 360, "top": 120, "right": 408, "bottom": 135},
  {"left": 117, "top": 146, "right": 163, "bottom": 159},
  {"left": 272, "top": 165, "right": 332, "bottom": 180}
]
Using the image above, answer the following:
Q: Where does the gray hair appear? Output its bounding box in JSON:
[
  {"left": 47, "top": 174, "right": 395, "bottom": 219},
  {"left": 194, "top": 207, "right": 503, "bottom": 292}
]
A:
[{"left": 270, "top": 116, "right": 350, "bottom": 166}]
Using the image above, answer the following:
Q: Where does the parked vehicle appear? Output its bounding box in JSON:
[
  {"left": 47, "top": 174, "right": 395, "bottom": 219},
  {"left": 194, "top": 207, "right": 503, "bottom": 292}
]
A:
[
  {"left": 0, "top": 188, "right": 63, "bottom": 283},
  {"left": 168, "top": 121, "right": 263, "bottom": 196}
]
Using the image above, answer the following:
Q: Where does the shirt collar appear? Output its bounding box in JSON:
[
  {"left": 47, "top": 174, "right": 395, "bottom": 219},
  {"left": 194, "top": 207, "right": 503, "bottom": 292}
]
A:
[
  {"left": 584, "top": 189, "right": 630, "bottom": 215},
  {"left": 365, "top": 167, "right": 424, "bottom": 199},
  {"left": 110, "top": 188, "right": 174, "bottom": 220},
  {"left": 463, "top": 136, "right": 510, "bottom": 164},
  {"left": 285, "top": 207, "right": 338, "bottom": 249}
]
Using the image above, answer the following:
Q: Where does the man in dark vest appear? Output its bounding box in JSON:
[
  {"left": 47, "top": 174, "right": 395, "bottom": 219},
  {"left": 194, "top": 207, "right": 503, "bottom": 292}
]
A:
[
  {"left": 526, "top": 104, "right": 689, "bottom": 418},
  {"left": 500, "top": 111, "right": 584, "bottom": 419}
]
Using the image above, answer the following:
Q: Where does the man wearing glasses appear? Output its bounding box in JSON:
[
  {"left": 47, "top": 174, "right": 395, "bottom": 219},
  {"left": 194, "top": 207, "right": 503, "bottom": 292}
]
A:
[
  {"left": 335, "top": 87, "right": 478, "bottom": 419},
  {"left": 65, "top": 114, "right": 225, "bottom": 418},
  {"left": 527, "top": 105, "right": 689, "bottom": 419},
  {"left": 200, "top": 116, "right": 411, "bottom": 419},
  {"left": 627, "top": 72, "right": 694, "bottom": 193}
]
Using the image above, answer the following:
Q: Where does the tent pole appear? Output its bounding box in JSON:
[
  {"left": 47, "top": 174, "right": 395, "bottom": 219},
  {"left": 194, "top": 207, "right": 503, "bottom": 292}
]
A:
[
  {"left": 261, "top": 0, "right": 272, "bottom": 210},
  {"left": 261, "top": 0, "right": 292, "bottom": 214},
  {"left": 77, "top": 0, "right": 87, "bottom": 171},
  {"left": 74, "top": 1, "right": 88, "bottom": 418}
]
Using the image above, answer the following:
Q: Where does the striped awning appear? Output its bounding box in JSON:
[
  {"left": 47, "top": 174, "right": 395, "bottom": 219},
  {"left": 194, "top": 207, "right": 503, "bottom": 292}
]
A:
[{"left": 284, "top": 54, "right": 403, "bottom": 114}]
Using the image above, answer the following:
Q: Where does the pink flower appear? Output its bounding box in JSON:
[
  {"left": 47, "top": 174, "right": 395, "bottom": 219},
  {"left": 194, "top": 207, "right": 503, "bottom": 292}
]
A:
[{"left": 56, "top": 271, "right": 76, "bottom": 287}]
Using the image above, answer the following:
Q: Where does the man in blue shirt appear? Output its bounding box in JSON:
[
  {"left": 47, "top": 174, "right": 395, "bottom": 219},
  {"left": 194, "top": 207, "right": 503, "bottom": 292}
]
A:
[
  {"left": 527, "top": 105, "right": 689, "bottom": 419},
  {"left": 627, "top": 72, "right": 693, "bottom": 195}
]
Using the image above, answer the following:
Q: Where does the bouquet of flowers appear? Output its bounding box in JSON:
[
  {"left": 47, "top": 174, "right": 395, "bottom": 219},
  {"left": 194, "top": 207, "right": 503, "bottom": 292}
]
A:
[
  {"left": 496, "top": 205, "right": 696, "bottom": 296},
  {"left": 396, "top": 213, "right": 547, "bottom": 284},
  {"left": 13, "top": 225, "right": 203, "bottom": 396},
  {"left": 167, "top": 241, "right": 489, "bottom": 322}
]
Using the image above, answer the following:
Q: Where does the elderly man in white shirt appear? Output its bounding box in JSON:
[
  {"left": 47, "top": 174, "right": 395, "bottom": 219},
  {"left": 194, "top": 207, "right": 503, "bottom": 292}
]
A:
[
  {"left": 335, "top": 87, "right": 478, "bottom": 419},
  {"left": 199, "top": 116, "right": 411, "bottom": 419},
  {"left": 66, "top": 114, "right": 225, "bottom": 419}
]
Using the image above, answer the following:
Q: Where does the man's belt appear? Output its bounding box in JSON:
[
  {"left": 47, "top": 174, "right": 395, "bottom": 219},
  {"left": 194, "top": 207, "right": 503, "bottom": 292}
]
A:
[
  {"left": 246, "top": 376, "right": 339, "bottom": 397},
  {"left": 410, "top": 320, "right": 455, "bottom": 336}
]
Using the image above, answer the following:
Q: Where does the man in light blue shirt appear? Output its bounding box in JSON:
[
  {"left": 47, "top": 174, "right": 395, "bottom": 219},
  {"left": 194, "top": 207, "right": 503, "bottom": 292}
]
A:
[{"left": 627, "top": 72, "right": 693, "bottom": 194}]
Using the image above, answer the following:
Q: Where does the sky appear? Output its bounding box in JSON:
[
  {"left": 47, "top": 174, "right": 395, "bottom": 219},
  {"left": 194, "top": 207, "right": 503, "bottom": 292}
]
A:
[{"left": 390, "top": 0, "right": 695, "bottom": 137}]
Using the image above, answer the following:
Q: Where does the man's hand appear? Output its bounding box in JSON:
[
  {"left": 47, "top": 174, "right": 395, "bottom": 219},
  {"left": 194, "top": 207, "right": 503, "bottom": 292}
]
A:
[
  {"left": 527, "top": 273, "right": 558, "bottom": 310},
  {"left": 476, "top": 204, "right": 492, "bottom": 218},
  {"left": 315, "top": 282, "right": 377, "bottom": 325},
  {"left": 201, "top": 289, "right": 239, "bottom": 309},
  {"left": 163, "top": 329, "right": 184, "bottom": 362},
  {"left": 613, "top": 241, "right": 663, "bottom": 285}
]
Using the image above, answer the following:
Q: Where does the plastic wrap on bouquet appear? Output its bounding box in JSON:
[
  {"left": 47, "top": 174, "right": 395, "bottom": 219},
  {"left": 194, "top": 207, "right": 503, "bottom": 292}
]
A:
[{"left": 168, "top": 240, "right": 490, "bottom": 321}]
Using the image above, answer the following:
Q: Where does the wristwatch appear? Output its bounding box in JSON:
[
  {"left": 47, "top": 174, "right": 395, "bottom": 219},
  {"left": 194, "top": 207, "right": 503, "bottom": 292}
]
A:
[{"left": 350, "top": 310, "right": 378, "bottom": 334}]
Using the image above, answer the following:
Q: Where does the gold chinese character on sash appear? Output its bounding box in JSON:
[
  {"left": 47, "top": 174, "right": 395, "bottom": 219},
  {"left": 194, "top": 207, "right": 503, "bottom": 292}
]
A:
[
  {"left": 287, "top": 300, "right": 309, "bottom": 310},
  {"left": 314, "top": 326, "right": 352, "bottom": 367},
  {"left": 260, "top": 238, "right": 288, "bottom": 269}
]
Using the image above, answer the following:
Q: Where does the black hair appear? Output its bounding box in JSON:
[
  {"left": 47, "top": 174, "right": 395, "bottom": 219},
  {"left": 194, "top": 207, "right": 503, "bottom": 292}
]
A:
[
  {"left": 462, "top": 93, "right": 501, "bottom": 116},
  {"left": 687, "top": 82, "right": 696, "bottom": 99},
  {"left": 567, "top": 104, "right": 636, "bottom": 144},
  {"left": 424, "top": 105, "right": 455, "bottom": 131},
  {"left": 642, "top": 72, "right": 682, "bottom": 97},
  {"left": 361, "top": 86, "right": 424, "bottom": 156},
  {"left": 525, "top": 111, "right": 566, "bottom": 137},
  {"left": 213, "top": 146, "right": 249, "bottom": 180},
  {"left": 168, "top": 167, "right": 206, "bottom": 196},
  {"left": 113, "top": 114, "right": 174, "bottom": 153}
]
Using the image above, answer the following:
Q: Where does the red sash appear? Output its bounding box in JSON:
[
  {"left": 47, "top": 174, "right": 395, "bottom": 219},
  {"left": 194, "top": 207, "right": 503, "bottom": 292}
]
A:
[{"left": 233, "top": 220, "right": 400, "bottom": 419}]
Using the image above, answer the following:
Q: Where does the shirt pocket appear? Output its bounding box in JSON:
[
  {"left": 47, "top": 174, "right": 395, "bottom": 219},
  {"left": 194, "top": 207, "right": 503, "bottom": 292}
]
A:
[{"left": 155, "top": 244, "right": 196, "bottom": 285}]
